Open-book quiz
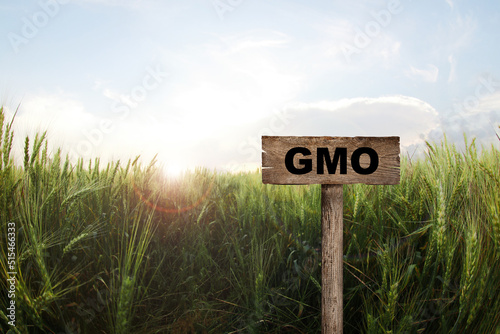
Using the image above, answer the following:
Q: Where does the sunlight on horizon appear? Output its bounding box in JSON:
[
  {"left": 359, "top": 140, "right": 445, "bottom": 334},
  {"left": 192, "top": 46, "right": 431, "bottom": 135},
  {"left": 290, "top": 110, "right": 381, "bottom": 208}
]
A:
[{"left": 162, "top": 163, "right": 185, "bottom": 179}]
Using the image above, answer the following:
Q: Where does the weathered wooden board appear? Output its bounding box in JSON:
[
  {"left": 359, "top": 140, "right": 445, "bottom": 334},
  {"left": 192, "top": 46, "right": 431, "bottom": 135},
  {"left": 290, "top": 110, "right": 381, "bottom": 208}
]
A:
[
  {"left": 262, "top": 136, "right": 400, "bottom": 185},
  {"left": 321, "top": 184, "right": 344, "bottom": 333}
]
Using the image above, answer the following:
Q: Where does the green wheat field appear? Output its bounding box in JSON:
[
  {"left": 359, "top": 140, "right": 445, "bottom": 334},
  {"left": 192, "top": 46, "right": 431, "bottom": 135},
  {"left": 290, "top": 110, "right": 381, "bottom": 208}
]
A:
[{"left": 1, "top": 107, "right": 499, "bottom": 333}]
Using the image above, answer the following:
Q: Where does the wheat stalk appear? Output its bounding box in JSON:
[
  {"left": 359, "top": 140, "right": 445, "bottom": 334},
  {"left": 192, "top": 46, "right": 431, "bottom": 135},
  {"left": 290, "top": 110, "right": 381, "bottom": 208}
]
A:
[{"left": 63, "top": 232, "right": 89, "bottom": 255}]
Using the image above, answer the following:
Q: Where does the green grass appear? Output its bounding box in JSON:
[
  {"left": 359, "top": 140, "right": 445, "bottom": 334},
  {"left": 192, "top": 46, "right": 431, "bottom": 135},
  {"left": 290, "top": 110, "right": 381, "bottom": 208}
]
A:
[{"left": 1, "top": 106, "right": 499, "bottom": 333}]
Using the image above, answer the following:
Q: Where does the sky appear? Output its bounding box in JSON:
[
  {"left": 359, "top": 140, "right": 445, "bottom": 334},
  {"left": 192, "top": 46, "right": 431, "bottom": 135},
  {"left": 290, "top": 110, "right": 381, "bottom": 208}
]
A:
[{"left": 1, "top": 0, "right": 499, "bottom": 175}]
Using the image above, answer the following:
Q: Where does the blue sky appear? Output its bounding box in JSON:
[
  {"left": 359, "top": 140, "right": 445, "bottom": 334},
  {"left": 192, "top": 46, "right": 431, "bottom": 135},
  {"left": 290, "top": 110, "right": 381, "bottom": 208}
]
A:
[{"left": 1, "top": 0, "right": 499, "bottom": 174}]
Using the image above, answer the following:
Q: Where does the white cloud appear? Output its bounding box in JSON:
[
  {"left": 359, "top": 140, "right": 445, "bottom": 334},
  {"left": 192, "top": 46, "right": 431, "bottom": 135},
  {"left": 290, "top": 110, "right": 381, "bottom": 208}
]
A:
[
  {"left": 284, "top": 95, "right": 439, "bottom": 148},
  {"left": 196, "top": 95, "right": 440, "bottom": 171},
  {"left": 406, "top": 64, "right": 439, "bottom": 82},
  {"left": 431, "top": 90, "right": 500, "bottom": 148},
  {"left": 474, "top": 91, "right": 500, "bottom": 114}
]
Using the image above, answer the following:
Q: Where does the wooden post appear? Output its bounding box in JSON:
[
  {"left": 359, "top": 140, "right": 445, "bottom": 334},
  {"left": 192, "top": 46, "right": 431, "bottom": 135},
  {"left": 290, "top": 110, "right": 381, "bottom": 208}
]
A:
[
  {"left": 321, "top": 184, "right": 343, "bottom": 334},
  {"left": 262, "top": 136, "right": 400, "bottom": 333}
]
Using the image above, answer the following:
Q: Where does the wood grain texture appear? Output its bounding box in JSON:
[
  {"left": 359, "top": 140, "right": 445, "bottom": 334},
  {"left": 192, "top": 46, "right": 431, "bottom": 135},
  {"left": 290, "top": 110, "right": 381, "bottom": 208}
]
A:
[
  {"left": 322, "top": 184, "right": 343, "bottom": 334},
  {"left": 262, "top": 136, "right": 400, "bottom": 185}
]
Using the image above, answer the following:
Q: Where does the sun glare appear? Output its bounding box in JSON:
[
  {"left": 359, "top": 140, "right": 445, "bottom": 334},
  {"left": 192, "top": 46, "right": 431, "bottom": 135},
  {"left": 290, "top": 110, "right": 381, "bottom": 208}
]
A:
[{"left": 163, "top": 164, "right": 185, "bottom": 179}]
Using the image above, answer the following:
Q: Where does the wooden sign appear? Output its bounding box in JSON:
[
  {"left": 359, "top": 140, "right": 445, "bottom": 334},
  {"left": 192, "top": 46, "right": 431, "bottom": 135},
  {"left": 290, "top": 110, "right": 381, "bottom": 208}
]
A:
[
  {"left": 261, "top": 135, "right": 400, "bottom": 334},
  {"left": 262, "top": 136, "right": 400, "bottom": 185}
]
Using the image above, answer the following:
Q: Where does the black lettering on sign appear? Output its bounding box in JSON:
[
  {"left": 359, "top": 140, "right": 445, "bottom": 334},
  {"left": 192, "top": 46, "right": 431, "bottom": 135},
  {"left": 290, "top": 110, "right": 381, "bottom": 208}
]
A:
[
  {"left": 317, "top": 147, "right": 347, "bottom": 174},
  {"left": 285, "top": 147, "right": 379, "bottom": 175},
  {"left": 262, "top": 136, "right": 400, "bottom": 185},
  {"left": 284, "top": 147, "right": 312, "bottom": 174},
  {"left": 351, "top": 147, "right": 379, "bottom": 174}
]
